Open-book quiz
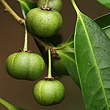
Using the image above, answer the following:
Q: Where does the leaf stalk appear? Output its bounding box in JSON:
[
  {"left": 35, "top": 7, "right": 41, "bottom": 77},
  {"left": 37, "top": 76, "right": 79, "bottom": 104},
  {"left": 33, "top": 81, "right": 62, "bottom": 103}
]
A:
[{"left": 71, "top": 0, "right": 80, "bottom": 15}]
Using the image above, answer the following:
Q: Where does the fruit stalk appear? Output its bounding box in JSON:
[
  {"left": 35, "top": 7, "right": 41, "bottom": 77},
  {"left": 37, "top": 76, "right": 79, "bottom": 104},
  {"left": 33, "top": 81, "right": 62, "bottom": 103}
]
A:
[
  {"left": 23, "top": 21, "right": 28, "bottom": 52},
  {"left": 44, "top": 0, "right": 49, "bottom": 8},
  {"left": 47, "top": 48, "right": 52, "bottom": 78}
]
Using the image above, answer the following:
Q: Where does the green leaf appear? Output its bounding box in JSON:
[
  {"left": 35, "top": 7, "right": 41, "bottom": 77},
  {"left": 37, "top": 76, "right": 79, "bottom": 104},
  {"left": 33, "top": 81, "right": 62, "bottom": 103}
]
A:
[
  {"left": 94, "top": 13, "right": 110, "bottom": 29},
  {"left": 103, "top": 26, "right": 110, "bottom": 39},
  {"left": 18, "top": 0, "right": 37, "bottom": 18},
  {"left": 66, "top": 33, "right": 74, "bottom": 47},
  {"left": 97, "top": 0, "right": 110, "bottom": 9},
  {"left": 56, "top": 34, "right": 80, "bottom": 87},
  {"left": 57, "top": 13, "right": 110, "bottom": 88},
  {"left": 72, "top": 0, "right": 110, "bottom": 109},
  {"left": 59, "top": 12, "right": 110, "bottom": 87},
  {"left": 0, "top": 98, "right": 25, "bottom": 110},
  {"left": 94, "top": 13, "right": 110, "bottom": 39}
]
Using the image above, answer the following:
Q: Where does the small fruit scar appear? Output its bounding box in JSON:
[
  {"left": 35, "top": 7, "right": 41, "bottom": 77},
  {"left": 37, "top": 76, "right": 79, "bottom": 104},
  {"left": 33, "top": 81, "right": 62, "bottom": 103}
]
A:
[
  {"left": 18, "top": 48, "right": 31, "bottom": 52},
  {"left": 4, "top": 8, "right": 8, "bottom": 12},
  {"left": 44, "top": 76, "right": 58, "bottom": 80},
  {"left": 51, "top": 47, "right": 56, "bottom": 54},
  {"left": 45, "top": 46, "right": 56, "bottom": 54},
  {"left": 19, "top": 18, "right": 24, "bottom": 25},
  {"left": 44, "top": 76, "right": 54, "bottom": 80},
  {"left": 45, "top": 45, "right": 51, "bottom": 51},
  {"left": 40, "top": 4, "right": 53, "bottom": 11}
]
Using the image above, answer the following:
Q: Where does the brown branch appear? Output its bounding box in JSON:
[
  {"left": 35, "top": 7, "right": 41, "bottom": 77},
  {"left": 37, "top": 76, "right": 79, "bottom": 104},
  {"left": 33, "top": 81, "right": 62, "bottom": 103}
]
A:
[{"left": 0, "top": 0, "right": 23, "bottom": 24}]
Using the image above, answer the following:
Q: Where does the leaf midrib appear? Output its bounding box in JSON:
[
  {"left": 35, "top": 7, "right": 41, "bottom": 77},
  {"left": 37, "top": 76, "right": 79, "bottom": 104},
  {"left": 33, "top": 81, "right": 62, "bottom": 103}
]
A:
[
  {"left": 56, "top": 50, "right": 76, "bottom": 64},
  {"left": 78, "top": 12, "right": 109, "bottom": 109}
]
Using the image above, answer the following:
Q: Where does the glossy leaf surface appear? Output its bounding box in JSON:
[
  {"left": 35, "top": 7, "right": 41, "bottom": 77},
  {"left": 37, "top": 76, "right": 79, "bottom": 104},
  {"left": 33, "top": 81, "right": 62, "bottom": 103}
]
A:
[
  {"left": 97, "top": 0, "right": 110, "bottom": 8},
  {"left": 73, "top": 3, "right": 110, "bottom": 109},
  {"left": 56, "top": 12, "right": 110, "bottom": 87},
  {"left": 18, "top": 0, "right": 37, "bottom": 18}
]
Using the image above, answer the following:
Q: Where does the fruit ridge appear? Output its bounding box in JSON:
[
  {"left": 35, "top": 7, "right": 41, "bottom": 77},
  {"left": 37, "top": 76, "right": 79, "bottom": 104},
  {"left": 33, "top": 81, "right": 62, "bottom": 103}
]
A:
[
  {"left": 5, "top": 52, "right": 45, "bottom": 81},
  {"left": 26, "top": 8, "right": 63, "bottom": 37},
  {"left": 33, "top": 79, "right": 65, "bottom": 106}
]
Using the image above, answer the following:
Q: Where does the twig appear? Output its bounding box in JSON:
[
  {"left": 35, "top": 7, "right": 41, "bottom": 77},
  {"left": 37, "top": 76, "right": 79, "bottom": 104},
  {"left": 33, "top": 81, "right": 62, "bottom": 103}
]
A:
[{"left": 0, "top": 0, "right": 23, "bottom": 24}]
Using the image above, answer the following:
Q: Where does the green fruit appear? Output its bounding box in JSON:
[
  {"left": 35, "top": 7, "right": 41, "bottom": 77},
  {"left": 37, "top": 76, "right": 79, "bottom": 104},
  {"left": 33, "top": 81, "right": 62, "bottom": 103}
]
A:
[
  {"left": 5, "top": 52, "right": 45, "bottom": 81},
  {"left": 33, "top": 79, "right": 65, "bottom": 106},
  {"left": 52, "top": 57, "right": 69, "bottom": 76},
  {"left": 37, "top": 0, "right": 62, "bottom": 12},
  {"left": 25, "top": 8, "right": 63, "bottom": 37}
]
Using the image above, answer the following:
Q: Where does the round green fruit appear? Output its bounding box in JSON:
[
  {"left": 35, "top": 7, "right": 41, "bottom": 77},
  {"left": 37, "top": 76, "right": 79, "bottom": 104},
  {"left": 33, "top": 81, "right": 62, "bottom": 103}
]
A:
[
  {"left": 33, "top": 79, "right": 65, "bottom": 106},
  {"left": 5, "top": 52, "right": 45, "bottom": 81},
  {"left": 37, "top": 0, "right": 63, "bottom": 12},
  {"left": 25, "top": 8, "right": 63, "bottom": 37}
]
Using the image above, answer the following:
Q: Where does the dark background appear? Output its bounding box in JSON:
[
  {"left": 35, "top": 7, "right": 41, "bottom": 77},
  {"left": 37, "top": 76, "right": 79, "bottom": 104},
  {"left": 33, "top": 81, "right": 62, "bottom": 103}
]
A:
[{"left": 0, "top": 0, "right": 110, "bottom": 110}]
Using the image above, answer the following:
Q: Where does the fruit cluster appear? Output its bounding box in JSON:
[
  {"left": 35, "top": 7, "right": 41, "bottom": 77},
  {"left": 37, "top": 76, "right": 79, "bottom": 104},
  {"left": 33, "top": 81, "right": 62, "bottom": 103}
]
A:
[{"left": 5, "top": 0, "right": 65, "bottom": 106}]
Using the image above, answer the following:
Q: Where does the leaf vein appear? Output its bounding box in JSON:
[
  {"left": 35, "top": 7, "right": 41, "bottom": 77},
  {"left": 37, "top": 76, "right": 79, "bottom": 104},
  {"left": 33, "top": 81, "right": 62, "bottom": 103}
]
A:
[
  {"left": 56, "top": 51, "right": 76, "bottom": 64},
  {"left": 79, "top": 13, "right": 109, "bottom": 108}
]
